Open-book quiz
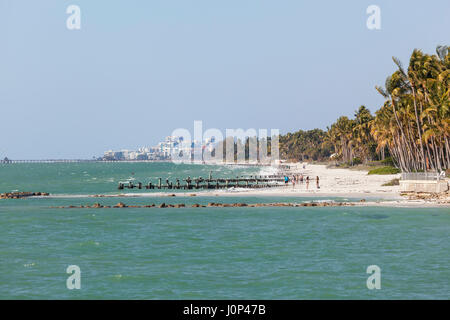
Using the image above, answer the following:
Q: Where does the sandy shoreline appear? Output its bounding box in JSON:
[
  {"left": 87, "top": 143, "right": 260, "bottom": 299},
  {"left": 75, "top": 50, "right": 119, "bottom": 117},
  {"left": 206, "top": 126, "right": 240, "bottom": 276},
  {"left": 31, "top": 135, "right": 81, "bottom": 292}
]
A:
[
  {"left": 273, "top": 163, "right": 402, "bottom": 195},
  {"left": 41, "top": 163, "right": 448, "bottom": 208}
]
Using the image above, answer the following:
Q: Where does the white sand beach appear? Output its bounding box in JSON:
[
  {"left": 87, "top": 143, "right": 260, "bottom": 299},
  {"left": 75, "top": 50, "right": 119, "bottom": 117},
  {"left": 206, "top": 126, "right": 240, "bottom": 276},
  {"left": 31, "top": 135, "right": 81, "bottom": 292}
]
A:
[
  {"left": 255, "top": 163, "right": 401, "bottom": 197},
  {"left": 227, "top": 163, "right": 449, "bottom": 207}
]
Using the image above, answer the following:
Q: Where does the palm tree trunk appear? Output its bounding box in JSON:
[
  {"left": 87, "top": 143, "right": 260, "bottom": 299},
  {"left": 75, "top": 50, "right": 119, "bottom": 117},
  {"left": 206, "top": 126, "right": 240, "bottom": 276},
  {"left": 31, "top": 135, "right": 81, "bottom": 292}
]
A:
[
  {"left": 445, "top": 137, "right": 450, "bottom": 169},
  {"left": 411, "top": 85, "right": 427, "bottom": 170}
]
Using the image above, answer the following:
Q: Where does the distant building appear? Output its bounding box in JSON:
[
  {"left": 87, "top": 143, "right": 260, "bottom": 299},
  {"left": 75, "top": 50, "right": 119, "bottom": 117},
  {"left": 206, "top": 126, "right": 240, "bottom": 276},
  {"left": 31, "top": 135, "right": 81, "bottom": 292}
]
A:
[{"left": 102, "top": 135, "right": 218, "bottom": 161}]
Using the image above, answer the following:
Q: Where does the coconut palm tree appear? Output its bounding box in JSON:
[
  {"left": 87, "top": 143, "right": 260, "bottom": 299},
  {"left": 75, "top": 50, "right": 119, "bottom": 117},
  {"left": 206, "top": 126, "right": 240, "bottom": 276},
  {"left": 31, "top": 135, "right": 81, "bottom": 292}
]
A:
[{"left": 374, "top": 45, "right": 449, "bottom": 172}]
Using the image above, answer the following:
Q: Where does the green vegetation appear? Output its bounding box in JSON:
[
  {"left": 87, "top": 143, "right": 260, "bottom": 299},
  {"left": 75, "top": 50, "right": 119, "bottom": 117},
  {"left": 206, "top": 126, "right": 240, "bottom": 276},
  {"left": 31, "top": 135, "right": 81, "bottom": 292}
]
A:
[
  {"left": 352, "top": 157, "right": 362, "bottom": 165},
  {"left": 368, "top": 167, "right": 401, "bottom": 175},
  {"left": 382, "top": 178, "right": 400, "bottom": 186},
  {"left": 373, "top": 45, "right": 450, "bottom": 172},
  {"left": 279, "top": 129, "right": 332, "bottom": 161},
  {"left": 380, "top": 157, "right": 395, "bottom": 167},
  {"left": 279, "top": 45, "right": 450, "bottom": 172}
]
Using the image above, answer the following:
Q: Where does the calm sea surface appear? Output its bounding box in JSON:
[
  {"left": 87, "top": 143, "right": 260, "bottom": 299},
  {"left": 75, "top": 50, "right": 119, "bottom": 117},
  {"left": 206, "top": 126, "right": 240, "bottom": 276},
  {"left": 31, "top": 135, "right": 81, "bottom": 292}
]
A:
[{"left": 0, "top": 163, "right": 448, "bottom": 299}]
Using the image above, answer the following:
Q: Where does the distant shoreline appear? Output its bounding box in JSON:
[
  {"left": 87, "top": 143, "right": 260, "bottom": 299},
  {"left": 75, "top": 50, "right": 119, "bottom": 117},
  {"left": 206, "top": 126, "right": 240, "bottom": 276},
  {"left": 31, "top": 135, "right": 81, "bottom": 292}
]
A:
[
  {"left": 1, "top": 159, "right": 171, "bottom": 164},
  {"left": 0, "top": 159, "right": 271, "bottom": 166}
]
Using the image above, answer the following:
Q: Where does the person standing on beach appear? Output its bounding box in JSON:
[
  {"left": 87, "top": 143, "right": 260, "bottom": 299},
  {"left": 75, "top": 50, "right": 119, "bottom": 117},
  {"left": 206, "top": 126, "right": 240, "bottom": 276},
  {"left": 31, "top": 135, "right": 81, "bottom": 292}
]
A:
[
  {"left": 300, "top": 174, "right": 304, "bottom": 185},
  {"left": 316, "top": 176, "right": 320, "bottom": 189},
  {"left": 292, "top": 175, "right": 296, "bottom": 189},
  {"left": 284, "top": 176, "right": 289, "bottom": 186},
  {"left": 306, "top": 176, "right": 309, "bottom": 190}
]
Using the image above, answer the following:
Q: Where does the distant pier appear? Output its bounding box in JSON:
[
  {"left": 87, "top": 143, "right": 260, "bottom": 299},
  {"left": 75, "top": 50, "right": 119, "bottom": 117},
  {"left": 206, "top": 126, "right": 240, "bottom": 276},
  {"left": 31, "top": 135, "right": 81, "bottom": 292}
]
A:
[
  {"left": 0, "top": 159, "right": 98, "bottom": 164},
  {"left": 0, "top": 159, "right": 285, "bottom": 166}
]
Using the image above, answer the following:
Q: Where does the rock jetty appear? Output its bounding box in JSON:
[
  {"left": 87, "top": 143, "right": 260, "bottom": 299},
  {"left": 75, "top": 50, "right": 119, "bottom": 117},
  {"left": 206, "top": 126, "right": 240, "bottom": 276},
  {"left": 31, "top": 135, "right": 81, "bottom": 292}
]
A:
[
  {"left": 51, "top": 201, "right": 355, "bottom": 209},
  {"left": 401, "top": 191, "right": 450, "bottom": 204},
  {"left": 0, "top": 192, "right": 50, "bottom": 199}
]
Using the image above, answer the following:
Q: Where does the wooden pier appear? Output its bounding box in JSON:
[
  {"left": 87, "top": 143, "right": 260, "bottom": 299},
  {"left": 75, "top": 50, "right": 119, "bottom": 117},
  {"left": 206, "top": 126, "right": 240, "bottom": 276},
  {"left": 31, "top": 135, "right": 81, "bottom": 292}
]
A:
[
  {"left": 118, "top": 172, "right": 286, "bottom": 190},
  {"left": 0, "top": 159, "right": 97, "bottom": 164}
]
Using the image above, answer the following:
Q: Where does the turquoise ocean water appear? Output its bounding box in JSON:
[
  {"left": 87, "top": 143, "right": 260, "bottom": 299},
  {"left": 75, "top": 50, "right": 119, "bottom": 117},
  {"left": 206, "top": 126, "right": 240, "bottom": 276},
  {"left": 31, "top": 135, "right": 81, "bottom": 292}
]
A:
[{"left": 0, "top": 162, "right": 448, "bottom": 299}]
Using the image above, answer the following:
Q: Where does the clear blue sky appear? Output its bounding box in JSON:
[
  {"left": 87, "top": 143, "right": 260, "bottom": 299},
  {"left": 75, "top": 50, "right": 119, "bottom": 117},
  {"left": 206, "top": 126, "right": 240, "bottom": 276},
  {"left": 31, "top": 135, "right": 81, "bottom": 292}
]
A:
[{"left": 0, "top": 0, "right": 449, "bottom": 159}]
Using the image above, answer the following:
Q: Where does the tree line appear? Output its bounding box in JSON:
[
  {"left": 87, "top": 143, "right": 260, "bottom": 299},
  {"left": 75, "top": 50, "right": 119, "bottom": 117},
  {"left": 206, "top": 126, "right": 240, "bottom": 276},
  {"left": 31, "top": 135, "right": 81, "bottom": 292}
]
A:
[{"left": 279, "top": 45, "right": 449, "bottom": 172}]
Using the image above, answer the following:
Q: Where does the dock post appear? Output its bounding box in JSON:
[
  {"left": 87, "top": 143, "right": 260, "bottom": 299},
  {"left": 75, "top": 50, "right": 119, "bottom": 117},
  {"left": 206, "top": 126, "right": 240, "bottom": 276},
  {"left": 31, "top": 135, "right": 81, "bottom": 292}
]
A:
[{"left": 187, "top": 176, "right": 191, "bottom": 189}]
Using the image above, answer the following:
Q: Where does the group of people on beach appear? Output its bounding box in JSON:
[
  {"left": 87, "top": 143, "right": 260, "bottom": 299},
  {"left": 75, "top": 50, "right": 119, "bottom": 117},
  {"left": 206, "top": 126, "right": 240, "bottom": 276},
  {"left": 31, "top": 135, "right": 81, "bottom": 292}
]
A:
[{"left": 284, "top": 174, "right": 320, "bottom": 190}]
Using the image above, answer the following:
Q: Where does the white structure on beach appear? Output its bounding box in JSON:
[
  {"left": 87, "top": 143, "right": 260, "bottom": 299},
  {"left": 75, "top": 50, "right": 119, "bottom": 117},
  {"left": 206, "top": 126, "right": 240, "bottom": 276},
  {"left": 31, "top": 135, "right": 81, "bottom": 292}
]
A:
[{"left": 400, "top": 172, "right": 449, "bottom": 193}]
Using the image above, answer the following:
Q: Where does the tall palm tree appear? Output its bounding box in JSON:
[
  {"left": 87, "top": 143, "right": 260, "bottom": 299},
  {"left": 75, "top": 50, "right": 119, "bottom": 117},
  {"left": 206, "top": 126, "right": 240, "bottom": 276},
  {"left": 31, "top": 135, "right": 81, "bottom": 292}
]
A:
[{"left": 374, "top": 45, "right": 449, "bottom": 172}]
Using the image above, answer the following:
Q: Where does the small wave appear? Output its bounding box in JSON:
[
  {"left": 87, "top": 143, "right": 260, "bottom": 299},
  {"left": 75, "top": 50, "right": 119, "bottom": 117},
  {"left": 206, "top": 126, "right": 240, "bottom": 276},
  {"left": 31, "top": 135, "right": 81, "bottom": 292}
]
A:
[
  {"left": 224, "top": 187, "right": 250, "bottom": 192},
  {"left": 79, "top": 240, "right": 100, "bottom": 247},
  {"left": 310, "top": 199, "right": 336, "bottom": 203},
  {"left": 112, "top": 274, "right": 123, "bottom": 280},
  {"left": 50, "top": 194, "right": 93, "bottom": 198},
  {"left": 258, "top": 166, "right": 280, "bottom": 176}
]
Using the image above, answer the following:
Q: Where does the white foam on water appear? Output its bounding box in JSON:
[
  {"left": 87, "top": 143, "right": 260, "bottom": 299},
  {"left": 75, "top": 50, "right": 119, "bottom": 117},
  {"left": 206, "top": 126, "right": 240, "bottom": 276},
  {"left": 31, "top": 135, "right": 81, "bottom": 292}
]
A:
[
  {"left": 224, "top": 187, "right": 251, "bottom": 193},
  {"left": 257, "top": 165, "right": 280, "bottom": 176},
  {"left": 312, "top": 199, "right": 336, "bottom": 203}
]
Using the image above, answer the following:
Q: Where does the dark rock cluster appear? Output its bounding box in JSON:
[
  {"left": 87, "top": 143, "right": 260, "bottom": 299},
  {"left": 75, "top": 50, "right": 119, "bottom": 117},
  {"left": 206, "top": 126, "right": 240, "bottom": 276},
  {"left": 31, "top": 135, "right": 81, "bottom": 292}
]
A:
[
  {"left": 0, "top": 191, "right": 50, "bottom": 199},
  {"left": 51, "top": 201, "right": 355, "bottom": 209}
]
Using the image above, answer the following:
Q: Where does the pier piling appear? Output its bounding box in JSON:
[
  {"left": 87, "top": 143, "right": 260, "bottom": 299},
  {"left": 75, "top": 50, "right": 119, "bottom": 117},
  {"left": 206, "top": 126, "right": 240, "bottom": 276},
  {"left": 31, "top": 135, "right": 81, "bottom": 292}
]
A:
[{"left": 117, "top": 173, "right": 285, "bottom": 190}]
